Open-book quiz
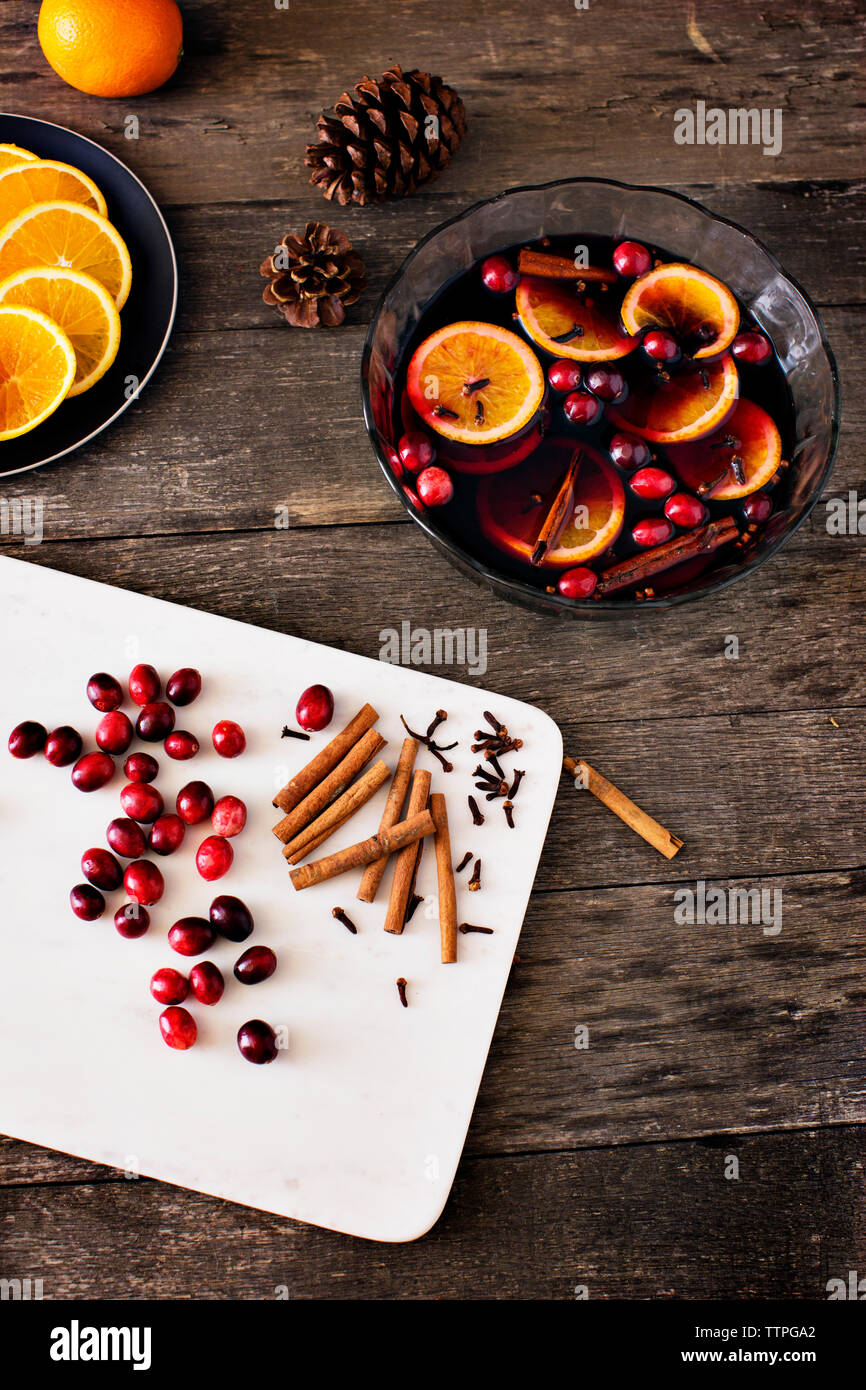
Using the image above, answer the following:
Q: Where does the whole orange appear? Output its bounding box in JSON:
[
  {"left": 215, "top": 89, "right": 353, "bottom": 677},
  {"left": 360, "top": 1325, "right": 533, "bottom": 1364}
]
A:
[{"left": 38, "top": 0, "right": 183, "bottom": 98}]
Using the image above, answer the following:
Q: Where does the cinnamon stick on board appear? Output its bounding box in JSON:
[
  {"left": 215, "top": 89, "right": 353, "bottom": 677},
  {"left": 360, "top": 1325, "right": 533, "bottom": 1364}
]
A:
[
  {"left": 384, "top": 769, "right": 432, "bottom": 935},
  {"left": 272, "top": 727, "right": 386, "bottom": 843},
  {"left": 431, "top": 792, "right": 458, "bottom": 964},
  {"left": 273, "top": 702, "right": 378, "bottom": 813},
  {"left": 563, "top": 755, "right": 684, "bottom": 859},
  {"left": 357, "top": 737, "right": 419, "bottom": 902},
  {"left": 282, "top": 758, "right": 391, "bottom": 862},
  {"left": 517, "top": 249, "right": 617, "bottom": 283},
  {"left": 531, "top": 448, "right": 582, "bottom": 565},
  {"left": 289, "top": 810, "right": 435, "bottom": 891}
]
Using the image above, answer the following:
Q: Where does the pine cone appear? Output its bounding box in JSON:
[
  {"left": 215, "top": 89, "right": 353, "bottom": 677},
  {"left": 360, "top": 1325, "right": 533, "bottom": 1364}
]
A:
[
  {"left": 305, "top": 63, "right": 467, "bottom": 207},
  {"left": 260, "top": 221, "right": 366, "bottom": 328}
]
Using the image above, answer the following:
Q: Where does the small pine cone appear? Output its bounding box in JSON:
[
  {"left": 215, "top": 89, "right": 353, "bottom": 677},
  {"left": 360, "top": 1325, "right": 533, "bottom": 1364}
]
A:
[
  {"left": 305, "top": 63, "right": 467, "bottom": 207},
  {"left": 260, "top": 221, "right": 366, "bottom": 328}
]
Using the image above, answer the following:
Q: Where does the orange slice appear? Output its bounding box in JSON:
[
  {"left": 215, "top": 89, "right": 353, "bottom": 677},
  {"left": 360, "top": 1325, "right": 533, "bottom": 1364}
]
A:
[
  {"left": 666, "top": 398, "right": 782, "bottom": 500},
  {"left": 0, "top": 144, "right": 39, "bottom": 172},
  {"left": 607, "top": 354, "right": 738, "bottom": 444},
  {"left": 620, "top": 263, "right": 740, "bottom": 359},
  {"left": 406, "top": 320, "right": 544, "bottom": 445},
  {"left": 0, "top": 160, "right": 107, "bottom": 225},
  {"left": 0, "top": 304, "right": 76, "bottom": 439},
  {"left": 0, "top": 266, "right": 121, "bottom": 397},
  {"left": 0, "top": 200, "right": 132, "bottom": 309},
  {"left": 477, "top": 438, "right": 625, "bottom": 568},
  {"left": 516, "top": 275, "right": 636, "bottom": 361}
]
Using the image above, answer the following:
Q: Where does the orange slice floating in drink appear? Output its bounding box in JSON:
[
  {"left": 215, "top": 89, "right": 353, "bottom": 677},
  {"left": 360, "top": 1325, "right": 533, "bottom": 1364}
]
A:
[
  {"left": 515, "top": 275, "right": 636, "bottom": 362},
  {"left": 666, "top": 398, "right": 782, "bottom": 499},
  {"left": 620, "top": 263, "right": 740, "bottom": 359},
  {"left": 477, "top": 438, "right": 626, "bottom": 568},
  {"left": 607, "top": 353, "right": 738, "bottom": 444},
  {"left": 406, "top": 320, "right": 545, "bottom": 446}
]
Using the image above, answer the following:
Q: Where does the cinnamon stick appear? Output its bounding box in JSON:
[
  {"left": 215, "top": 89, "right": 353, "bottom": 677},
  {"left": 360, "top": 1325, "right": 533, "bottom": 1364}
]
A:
[
  {"left": 356, "top": 737, "right": 419, "bottom": 902},
  {"left": 282, "top": 758, "right": 390, "bottom": 862},
  {"left": 384, "top": 769, "right": 432, "bottom": 935},
  {"left": 564, "top": 755, "right": 684, "bottom": 859},
  {"left": 289, "top": 810, "right": 435, "bottom": 891},
  {"left": 531, "top": 448, "right": 582, "bottom": 565},
  {"left": 273, "top": 702, "right": 378, "bottom": 813},
  {"left": 431, "top": 792, "right": 458, "bottom": 964},
  {"left": 594, "top": 516, "right": 739, "bottom": 597},
  {"left": 272, "top": 727, "right": 386, "bottom": 843},
  {"left": 518, "top": 249, "right": 617, "bottom": 284}
]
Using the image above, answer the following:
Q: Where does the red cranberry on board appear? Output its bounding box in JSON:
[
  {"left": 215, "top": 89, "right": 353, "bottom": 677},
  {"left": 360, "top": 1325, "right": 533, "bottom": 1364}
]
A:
[
  {"left": 732, "top": 331, "right": 773, "bottom": 366},
  {"left": 165, "top": 730, "right": 199, "bottom": 761},
  {"left": 557, "top": 567, "right": 598, "bottom": 600},
  {"left": 642, "top": 329, "right": 681, "bottom": 364},
  {"left": 295, "top": 685, "right": 334, "bottom": 733},
  {"left": 165, "top": 668, "right": 202, "bottom": 706},
  {"left": 211, "top": 795, "right": 247, "bottom": 838},
  {"left": 114, "top": 903, "right": 150, "bottom": 939},
  {"left": 196, "top": 835, "right": 233, "bottom": 882},
  {"left": 123, "top": 751, "right": 159, "bottom": 783},
  {"left": 743, "top": 492, "right": 773, "bottom": 523},
  {"left": 168, "top": 917, "right": 216, "bottom": 956},
  {"left": 481, "top": 254, "right": 517, "bottom": 293},
  {"left": 70, "top": 883, "right": 105, "bottom": 921},
  {"left": 149, "top": 813, "right": 186, "bottom": 857},
  {"left": 609, "top": 433, "right": 651, "bottom": 471},
  {"left": 95, "top": 710, "right": 134, "bottom": 755},
  {"left": 416, "top": 466, "right": 454, "bottom": 508},
  {"left": 189, "top": 961, "right": 225, "bottom": 1006},
  {"left": 563, "top": 391, "right": 603, "bottom": 426},
  {"left": 8, "top": 721, "right": 47, "bottom": 758},
  {"left": 44, "top": 726, "right": 83, "bottom": 767},
  {"left": 585, "top": 366, "right": 628, "bottom": 403},
  {"left": 209, "top": 894, "right": 253, "bottom": 943},
  {"left": 237, "top": 1019, "right": 278, "bottom": 1064},
  {"left": 632, "top": 516, "right": 675, "bottom": 548},
  {"left": 234, "top": 945, "right": 277, "bottom": 986},
  {"left": 128, "top": 664, "right": 161, "bottom": 706},
  {"left": 150, "top": 967, "right": 189, "bottom": 1005},
  {"left": 123, "top": 859, "right": 164, "bottom": 906},
  {"left": 86, "top": 673, "right": 123, "bottom": 713},
  {"left": 120, "top": 782, "right": 164, "bottom": 824},
  {"left": 664, "top": 492, "right": 708, "bottom": 529},
  {"left": 81, "top": 847, "right": 123, "bottom": 892},
  {"left": 106, "top": 817, "right": 147, "bottom": 859},
  {"left": 613, "top": 240, "right": 652, "bottom": 278},
  {"left": 176, "top": 780, "right": 214, "bottom": 825},
  {"left": 136, "top": 701, "right": 175, "bottom": 743},
  {"left": 397, "top": 431, "right": 436, "bottom": 472},
  {"left": 548, "top": 359, "right": 583, "bottom": 393},
  {"left": 159, "top": 1006, "right": 197, "bottom": 1051},
  {"left": 71, "top": 751, "right": 115, "bottom": 793},
  {"left": 212, "top": 719, "right": 245, "bottom": 758},
  {"left": 630, "top": 466, "right": 676, "bottom": 501}
]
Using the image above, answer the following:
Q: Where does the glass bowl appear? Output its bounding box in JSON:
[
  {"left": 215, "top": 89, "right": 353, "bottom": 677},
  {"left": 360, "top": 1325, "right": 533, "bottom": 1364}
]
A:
[{"left": 360, "top": 178, "right": 840, "bottom": 616}]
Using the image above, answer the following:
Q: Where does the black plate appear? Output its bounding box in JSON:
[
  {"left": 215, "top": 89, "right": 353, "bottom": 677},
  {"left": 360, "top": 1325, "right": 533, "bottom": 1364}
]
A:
[{"left": 0, "top": 113, "right": 177, "bottom": 477}]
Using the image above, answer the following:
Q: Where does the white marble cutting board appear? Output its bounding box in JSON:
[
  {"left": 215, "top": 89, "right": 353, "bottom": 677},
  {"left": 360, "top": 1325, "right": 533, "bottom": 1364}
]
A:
[{"left": 0, "top": 554, "right": 561, "bottom": 1242}]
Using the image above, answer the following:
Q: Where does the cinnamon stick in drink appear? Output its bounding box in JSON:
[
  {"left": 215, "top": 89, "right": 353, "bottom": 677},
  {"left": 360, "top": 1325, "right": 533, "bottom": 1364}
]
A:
[
  {"left": 431, "top": 792, "right": 458, "bottom": 964},
  {"left": 594, "top": 517, "right": 739, "bottom": 598},
  {"left": 531, "top": 448, "right": 582, "bottom": 565},
  {"left": 272, "top": 727, "right": 386, "bottom": 843},
  {"left": 289, "top": 810, "right": 435, "bottom": 891},
  {"left": 282, "top": 758, "right": 391, "bottom": 862},
  {"left": 273, "top": 702, "right": 378, "bottom": 813},
  {"left": 384, "top": 769, "right": 431, "bottom": 935},
  {"left": 357, "top": 737, "right": 419, "bottom": 902},
  {"left": 517, "top": 249, "right": 617, "bottom": 283}
]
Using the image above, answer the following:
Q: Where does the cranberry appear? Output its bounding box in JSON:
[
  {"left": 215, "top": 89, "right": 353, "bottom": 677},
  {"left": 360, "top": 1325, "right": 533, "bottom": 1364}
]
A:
[
  {"left": 643, "top": 329, "right": 681, "bottom": 364},
  {"left": 120, "top": 782, "right": 164, "bottom": 824},
  {"left": 71, "top": 751, "right": 115, "bottom": 792},
  {"left": 585, "top": 366, "right": 628, "bottom": 403},
  {"left": 44, "top": 725, "right": 82, "bottom": 766},
  {"left": 70, "top": 883, "right": 105, "bottom": 920},
  {"left": 136, "top": 701, "right": 175, "bottom": 742},
  {"left": 209, "top": 894, "right": 253, "bottom": 942},
  {"left": 106, "top": 817, "right": 147, "bottom": 859},
  {"left": 189, "top": 961, "right": 225, "bottom": 1006},
  {"left": 8, "top": 720, "right": 47, "bottom": 758},
  {"left": 557, "top": 567, "right": 598, "bottom": 600},
  {"left": 196, "top": 835, "right": 233, "bottom": 881},
  {"left": 234, "top": 945, "right": 277, "bottom": 985},
  {"left": 176, "top": 780, "right": 214, "bottom": 825},
  {"left": 81, "top": 847, "right": 123, "bottom": 891},
  {"left": 212, "top": 719, "right": 245, "bottom": 758},
  {"left": 548, "top": 359, "right": 582, "bottom": 393},
  {"left": 166, "top": 667, "right": 202, "bottom": 706},
  {"left": 732, "top": 331, "right": 773, "bottom": 366},
  {"left": 609, "top": 433, "right": 651, "bottom": 471},
  {"left": 481, "top": 254, "right": 517, "bottom": 293},
  {"left": 743, "top": 492, "right": 773, "bottom": 523},
  {"left": 150, "top": 967, "right": 188, "bottom": 1005},
  {"left": 563, "top": 391, "right": 603, "bottom": 426},
  {"left": 165, "top": 730, "right": 199, "bottom": 760},
  {"left": 665, "top": 492, "right": 708, "bottom": 528},
  {"left": 237, "top": 1019, "right": 278, "bottom": 1064},
  {"left": 632, "top": 517, "right": 675, "bottom": 548},
  {"left": 295, "top": 684, "right": 334, "bottom": 733},
  {"left": 402, "top": 484, "right": 422, "bottom": 510},
  {"left": 114, "top": 902, "right": 150, "bottom": 939},
  {"left": 86, "top": 673, "right": 123, "bottom": 713},
  {"left": 124, "top": 751, "right": 159, "bottom": 783},
  {"left": 128, "top": 663, "right": 161, "bottom": 706},
  {"left": 169, "top": 917, "right": 216, "bottom": 956},
  {"left": 613, "top": 240, "right": 651, "bottom": 277},
  {"left": 211, "top": 795, "right": 247, "bottom": 838},
  {"left": 159, "top": 1006, "right": 197, "bottom": 1051},
  {"left": 149, "top": 813, "right": 186, "bottom": 856},
  {"left": 630, "top": 466, "right": 676, "bottom": 501},
  {"left": 397, "top": 431, "right": 436, "bottom": 472},
  {"left": 123, "top": 859, "right": 164, "bottom": 906},
  {"left": 95, "top": 710, "right": 134, "bottom": 755},
  {"left": 416, "top": 465, "right": 454, "bottom": 507}
]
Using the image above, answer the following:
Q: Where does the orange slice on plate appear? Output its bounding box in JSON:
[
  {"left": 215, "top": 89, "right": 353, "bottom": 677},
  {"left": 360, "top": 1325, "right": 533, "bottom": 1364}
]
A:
[
  {"left": 406, "top": 320, "right": 545, "bottom": 445},
  {"left": 0, "top": 200, "right": 132, "bottom": 309},
  {"left": 0, "top": 160, "right": 108, "bottom": 224},
  {"left": 516, "top": 275, "right": 636, "bottom": 361},
  {"left": 477, "top": 438, "right": 626, "bottom": 568},
  {"left": 666, "top": 398, "right": 782, "bottom": 499},
  {"left": 0, "top": 303, "right": 76, "bottom": 440},
  {"left": 607, "top": 353, "right": 738, "bottom": 444},
  {"left": 0, "top": 266, "right": 121, "bottom": 397},
  {"left": 0, "top": 144, "right": 39, "bottom": 172},
  {"left": 620, "top": 263, "right": 740, "bottom": 359}
]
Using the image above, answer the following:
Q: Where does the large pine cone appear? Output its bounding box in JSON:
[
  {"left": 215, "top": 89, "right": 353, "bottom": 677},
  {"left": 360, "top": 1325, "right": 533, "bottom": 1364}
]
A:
[
  {"left": 305, "top": 63, "right": 467, "bottom": 207},
  {"left": 260, "top": 221, "right": 366, "bottom": 328}
]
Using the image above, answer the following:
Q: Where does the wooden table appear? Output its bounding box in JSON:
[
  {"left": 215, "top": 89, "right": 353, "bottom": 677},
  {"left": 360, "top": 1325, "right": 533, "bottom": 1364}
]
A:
[{"left": 2, "top": 0, "right": 864, "bottom": 1299}]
